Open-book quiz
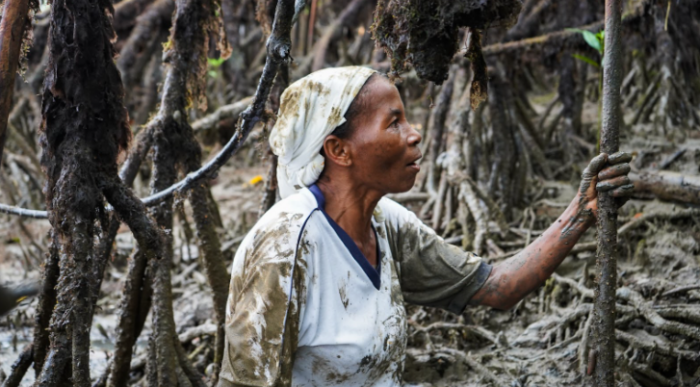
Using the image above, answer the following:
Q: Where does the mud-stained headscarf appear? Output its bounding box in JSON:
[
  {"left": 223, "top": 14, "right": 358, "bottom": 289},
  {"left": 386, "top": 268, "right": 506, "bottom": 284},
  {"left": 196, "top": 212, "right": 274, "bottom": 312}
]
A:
[{"left": 269, "top": 66, "right": 377, "bottom": 199}]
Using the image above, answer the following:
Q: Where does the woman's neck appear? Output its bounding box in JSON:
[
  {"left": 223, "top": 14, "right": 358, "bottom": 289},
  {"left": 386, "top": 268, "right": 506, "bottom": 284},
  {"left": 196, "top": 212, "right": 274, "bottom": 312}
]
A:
[{"left": 315, "top": 178, "right": 382, "bottom": 245}]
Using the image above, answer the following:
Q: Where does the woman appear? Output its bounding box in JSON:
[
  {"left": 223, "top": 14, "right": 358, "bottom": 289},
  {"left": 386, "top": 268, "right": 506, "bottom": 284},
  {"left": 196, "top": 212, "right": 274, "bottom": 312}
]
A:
[{"left": 218, "top": 66, "right": 632, "bottom": 387}]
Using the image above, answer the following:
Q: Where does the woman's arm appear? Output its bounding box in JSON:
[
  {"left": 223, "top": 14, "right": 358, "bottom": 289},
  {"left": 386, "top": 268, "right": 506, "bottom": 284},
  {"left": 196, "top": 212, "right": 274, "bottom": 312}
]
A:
[
  {"left": 470, "top": 152, "right": 633, "bottom": 310},
  {"left": 218, "top": 215, "right": 308, "bottom": 387}
]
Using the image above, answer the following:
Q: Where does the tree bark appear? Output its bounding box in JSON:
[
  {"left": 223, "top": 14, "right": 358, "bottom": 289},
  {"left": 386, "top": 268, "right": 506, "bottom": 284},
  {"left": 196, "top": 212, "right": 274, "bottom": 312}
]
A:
[
  {"left": 0, "top": 0, "right": 30, "bottom": 164},
  {"left": 1, "top": 345, "right": 32, "bottom": 387},
  {"left": 30, "top": 0, "right": 154, "bottom": 384},
  {"left": 427, "top": 68, "right": 456, "bottom": 192},
  {"left": 31, "top": 233, "right": 59, "bottom": 376},
  {"left": 592, "top": 0, "right": 623, "bottom": 385},
  {"left": 486, "top": 63, "right": 517, "bottom": 212}
]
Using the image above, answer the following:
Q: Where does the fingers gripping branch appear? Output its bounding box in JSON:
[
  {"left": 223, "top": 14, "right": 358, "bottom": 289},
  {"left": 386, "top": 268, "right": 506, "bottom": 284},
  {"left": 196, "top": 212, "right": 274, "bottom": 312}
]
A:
[
  {"left": 579, "top": 153, "right": 608, "bottom": 195},
  {"left": 578, "top": 151, "right": 634, "bottom": 214},
  {"left": 596, "top": 152, "right": 634, "bottom": 198}
]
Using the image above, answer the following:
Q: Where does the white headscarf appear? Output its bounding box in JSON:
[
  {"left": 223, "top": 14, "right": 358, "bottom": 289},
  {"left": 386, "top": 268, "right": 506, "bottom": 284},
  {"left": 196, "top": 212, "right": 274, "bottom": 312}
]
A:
[{"left": 269, "top": 66, "right": 377, "bottom": 199}]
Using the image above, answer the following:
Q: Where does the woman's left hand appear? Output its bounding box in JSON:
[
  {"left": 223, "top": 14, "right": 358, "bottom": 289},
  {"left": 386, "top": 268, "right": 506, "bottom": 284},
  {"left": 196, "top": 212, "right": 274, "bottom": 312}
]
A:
[{"left": 578, "top": 151, "right": 635, "bottom": 216}]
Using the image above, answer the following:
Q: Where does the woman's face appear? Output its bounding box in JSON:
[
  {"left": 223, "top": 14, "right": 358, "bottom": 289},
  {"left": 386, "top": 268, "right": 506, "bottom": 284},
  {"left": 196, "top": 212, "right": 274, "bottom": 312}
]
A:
[{"left": 344, "top": 77, "right": 423, "bottom": 194}]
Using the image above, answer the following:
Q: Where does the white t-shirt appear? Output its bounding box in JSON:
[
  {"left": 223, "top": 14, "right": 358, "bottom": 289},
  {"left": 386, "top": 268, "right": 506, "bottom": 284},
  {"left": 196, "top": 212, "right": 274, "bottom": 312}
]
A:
[{"left": 218, "top": 186, "right": 491, "bottom": 387}]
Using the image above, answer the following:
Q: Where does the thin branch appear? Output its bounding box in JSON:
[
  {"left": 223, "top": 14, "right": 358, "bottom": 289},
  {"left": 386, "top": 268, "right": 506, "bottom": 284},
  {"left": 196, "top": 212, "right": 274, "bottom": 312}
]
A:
[
  {"left": 191, "top": 97, "right": 252, "bottom": 132},
  {"left": 482, "top": 2, "right": 646, "bottom": 57},
  {"left": 592, "top": 0, "right": 623, "bottom": 383},
  {"left": 1, "top": 345, "right": 32, "bottom": 387},
  {"left": 0, "top": 203, "right": 47, "bottom": 218}
]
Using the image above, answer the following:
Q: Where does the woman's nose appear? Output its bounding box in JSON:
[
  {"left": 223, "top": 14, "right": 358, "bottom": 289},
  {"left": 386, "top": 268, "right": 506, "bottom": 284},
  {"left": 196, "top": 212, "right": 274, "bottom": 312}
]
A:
[{"left": 408, "top": 125, "right": 422, "bottom": 145}]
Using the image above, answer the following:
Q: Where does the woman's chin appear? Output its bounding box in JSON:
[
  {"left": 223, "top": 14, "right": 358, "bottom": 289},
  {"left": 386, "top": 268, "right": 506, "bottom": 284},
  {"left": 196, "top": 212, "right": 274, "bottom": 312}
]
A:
[{"left": 389, "top": 177, "right": 418, "bottom": 194}]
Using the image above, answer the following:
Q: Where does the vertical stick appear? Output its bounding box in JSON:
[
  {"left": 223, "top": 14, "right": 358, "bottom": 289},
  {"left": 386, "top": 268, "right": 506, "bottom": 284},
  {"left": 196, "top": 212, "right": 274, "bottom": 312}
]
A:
[
  {"left": 306, "top": 0, "right": 317, "bottom": 55},
  {"left": 0, "top": 0, "right": 29, "bottom": 164},
  {"left": 594, "top": 0, "right": 623, "bottom": 385}
]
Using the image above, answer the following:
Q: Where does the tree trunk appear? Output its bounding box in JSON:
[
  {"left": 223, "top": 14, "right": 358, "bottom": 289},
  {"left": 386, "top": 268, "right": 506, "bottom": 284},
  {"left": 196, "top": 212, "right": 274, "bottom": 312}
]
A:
[{"left": 591, "top": 0, "right": 623, "bottom": 385}]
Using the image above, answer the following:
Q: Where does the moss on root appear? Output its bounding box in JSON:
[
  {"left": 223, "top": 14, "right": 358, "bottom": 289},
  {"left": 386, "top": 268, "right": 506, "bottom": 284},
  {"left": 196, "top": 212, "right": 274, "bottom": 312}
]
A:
[{"left": 372, "top": 0, "right": 522, "bottom": 83}]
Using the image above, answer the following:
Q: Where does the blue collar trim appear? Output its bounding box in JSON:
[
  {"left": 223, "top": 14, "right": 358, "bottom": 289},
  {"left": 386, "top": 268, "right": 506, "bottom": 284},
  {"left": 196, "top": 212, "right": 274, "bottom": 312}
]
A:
[{"left": 308, "top": 184, "right": 381, "bottom": 290}]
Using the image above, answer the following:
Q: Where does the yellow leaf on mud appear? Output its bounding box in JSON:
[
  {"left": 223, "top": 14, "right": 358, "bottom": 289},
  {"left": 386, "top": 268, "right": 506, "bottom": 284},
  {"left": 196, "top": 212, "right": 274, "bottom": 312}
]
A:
[{"left": 248, "top": 175, "right": 264, "bottom": 186}]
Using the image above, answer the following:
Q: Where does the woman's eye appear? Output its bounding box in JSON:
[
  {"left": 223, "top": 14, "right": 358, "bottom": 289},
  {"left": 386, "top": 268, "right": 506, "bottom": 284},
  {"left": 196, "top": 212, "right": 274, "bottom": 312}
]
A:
[{"left": 391, "top": 119, "right": 399, "bottom": 128}]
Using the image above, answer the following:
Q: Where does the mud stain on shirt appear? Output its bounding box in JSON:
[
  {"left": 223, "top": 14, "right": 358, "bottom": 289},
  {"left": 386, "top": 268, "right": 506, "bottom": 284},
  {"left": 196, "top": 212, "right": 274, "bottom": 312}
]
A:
[
  {"left": 221, "top": 211, "right": 308, "bottom": 387},
  {"left": 339, "top": 281, "right": 350, "bottom": 310}
]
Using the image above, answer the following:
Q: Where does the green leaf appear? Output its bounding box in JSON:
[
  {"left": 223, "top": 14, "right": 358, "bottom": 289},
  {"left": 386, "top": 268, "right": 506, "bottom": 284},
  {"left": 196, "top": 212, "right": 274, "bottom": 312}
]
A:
[
  {"left": 567, "top": 28, "right": 602, "bottom": 52},
  {"left": 595, "top": 31, "right": 605, "bottom": 42},
  {"left": 581, "top": 30, "right": 601, "bottom": 52},
  {"left": 207, "top": 57, "right": 226, "bottom": 67},
  {"left": 572, "top": 53, "right": 599, "bottom": 68},
  {"left": 596, "top": 31, "right": 605, "bottom": 54}
]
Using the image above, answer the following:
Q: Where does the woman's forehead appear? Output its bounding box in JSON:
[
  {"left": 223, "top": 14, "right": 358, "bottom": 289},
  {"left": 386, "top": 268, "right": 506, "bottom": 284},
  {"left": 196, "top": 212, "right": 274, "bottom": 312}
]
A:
[{"left": 361, "top": 78, "right": 404, "bottom": 113}]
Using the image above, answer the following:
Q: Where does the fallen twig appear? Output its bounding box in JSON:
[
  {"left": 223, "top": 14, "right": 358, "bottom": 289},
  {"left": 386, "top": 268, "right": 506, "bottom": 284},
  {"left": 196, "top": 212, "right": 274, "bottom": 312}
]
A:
[
  {"left": 409, "top": 321, "right": 499, "bottom": 345},
  {"left": 630, "top": 171, "right": 700, "bottom": 205},
  {"left": 662, "top": 285, "right": 700, "bottom": 298},
  {"left": 618, "top": 207, "right": 700, "bottom": 235},
  {"left": 435, "top": 347, "right": 505, "bottom": 385},
  {"left": 615, "top": 330, "right": 698, "bottom": 360},
  {"left": 617, "top": 286, "right": 700, "bottom": 341},
  {"left": 178, "top": 323, "right": 218, "bottom": 343}
]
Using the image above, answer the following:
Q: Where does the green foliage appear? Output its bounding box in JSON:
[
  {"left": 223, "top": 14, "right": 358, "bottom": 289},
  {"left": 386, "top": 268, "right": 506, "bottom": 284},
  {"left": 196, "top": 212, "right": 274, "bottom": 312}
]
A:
[
  {"left": 207, "top": 57, "right": 227, "bottom": 68},
  {"left": 572, "top": 53, "right": 599, "bottom": 68},
  {"left": 207, "top": 57, "right": 227, "bottom": 79},
  {"left": 594, "top": 30, "right": 604, "bottom": 52},
  {"left": 567, "top": 28, "right": 604, "bottom": 53},
  {"left": 567, "top": 28, "right": 605, "bottom": 67}
]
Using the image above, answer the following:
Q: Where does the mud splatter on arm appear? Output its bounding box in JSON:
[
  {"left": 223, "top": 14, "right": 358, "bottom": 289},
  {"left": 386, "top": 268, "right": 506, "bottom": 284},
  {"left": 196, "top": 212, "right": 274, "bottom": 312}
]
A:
[
  {"left": 470, "top": 152, "right": 633, "bottom": 310},
  {"left": 468, "top": 197, "right": 594, "bottom": 310}
]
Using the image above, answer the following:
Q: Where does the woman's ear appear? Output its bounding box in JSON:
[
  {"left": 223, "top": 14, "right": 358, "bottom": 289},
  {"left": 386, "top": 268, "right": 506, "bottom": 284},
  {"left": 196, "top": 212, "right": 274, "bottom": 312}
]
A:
[{"left": 322, "top": 135, "right": 352, "bottom": 167}]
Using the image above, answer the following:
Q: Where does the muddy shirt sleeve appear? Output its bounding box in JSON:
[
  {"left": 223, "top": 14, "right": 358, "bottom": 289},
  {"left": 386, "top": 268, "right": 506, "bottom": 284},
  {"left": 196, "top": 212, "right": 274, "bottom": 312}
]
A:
[
  {"left": 380, "top": 198, "right": 492, "bottom": 314},
  {"left": 218, "top": 214, "right": 308, "bottom": 387}
]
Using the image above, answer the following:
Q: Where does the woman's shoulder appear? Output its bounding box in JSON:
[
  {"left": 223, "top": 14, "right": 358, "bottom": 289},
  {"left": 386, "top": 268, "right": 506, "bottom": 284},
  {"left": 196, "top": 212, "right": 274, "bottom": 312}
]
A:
[
  {"left": 376, "top": 196, "right": 438, "bottom": 249},
  {"left": 258, "top": 189, "right": 318, "bottom": 228},
  {"left": 376, "top": 196, "right": 420, "bottom": 227},
  {"left": 237, "top": 189, "right": 320, "bottom": 263}
]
